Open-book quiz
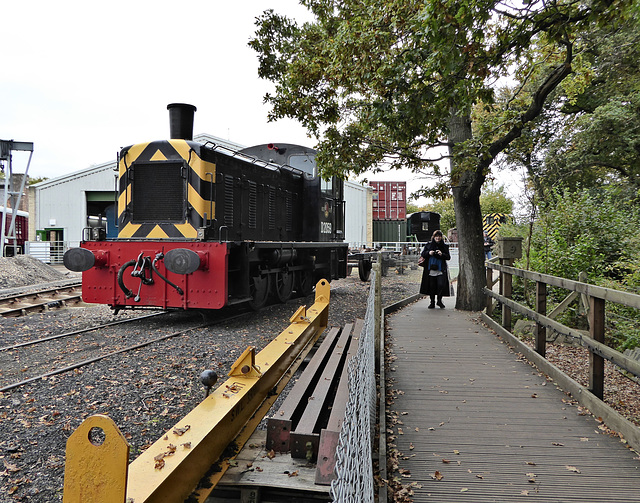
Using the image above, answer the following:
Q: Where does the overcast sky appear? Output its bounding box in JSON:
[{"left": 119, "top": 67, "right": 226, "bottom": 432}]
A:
[
  {"left": 2, "top": 1, "right": 317, "bottom": 176},
  {"left": 2, "top": 1, "right": 522, "bottom": 205}
]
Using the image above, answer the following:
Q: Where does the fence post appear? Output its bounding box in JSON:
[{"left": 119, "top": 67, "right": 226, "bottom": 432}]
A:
[
  {"left": 588, "top": 296, "right": 605, "bottom": 399},
  {"left": 501, "top": 258, "right": 512, "bottom": 331},
  {"left": 535, "top": 281, "right": 547, "bottom": 357},
  {"left": 374, "top": 254, "right": 382, "bottom": 373},
  {"left": 486, "top": 266, "right": 493, "bottom": 316}
]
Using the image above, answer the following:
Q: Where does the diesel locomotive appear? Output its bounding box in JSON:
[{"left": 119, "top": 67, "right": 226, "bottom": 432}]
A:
[{"left": 63, "top": 104, "right": 348, "bottom": 312}]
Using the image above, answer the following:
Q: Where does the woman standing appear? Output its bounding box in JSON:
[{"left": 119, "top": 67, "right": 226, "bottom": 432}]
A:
[{"left": 419, "top": 230, "right": 451, "bottom": 308}]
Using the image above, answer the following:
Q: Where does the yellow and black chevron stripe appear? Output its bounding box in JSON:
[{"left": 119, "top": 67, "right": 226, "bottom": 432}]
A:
[
  {"left": 117, "top": 140, "right": 216, "bottom": 239},
  {"left": 483, "top": 213, "right": 509, "bottom": 240}
]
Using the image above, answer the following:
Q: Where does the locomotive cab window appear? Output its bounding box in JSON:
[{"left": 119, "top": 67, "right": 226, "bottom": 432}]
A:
[
  {"left": 321, "top": 177, "right": 333, "bottom": 196},
  {"left": 131, "top": 161, "right": 186, "bottom": 223},
  {"left": 289, "top": 153, "right": 316, "bottom": 178}
]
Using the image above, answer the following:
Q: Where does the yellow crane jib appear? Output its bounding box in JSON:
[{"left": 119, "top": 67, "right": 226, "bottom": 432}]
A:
[{"left": 63, "top": 280, "right": 331, "bottom": 503}]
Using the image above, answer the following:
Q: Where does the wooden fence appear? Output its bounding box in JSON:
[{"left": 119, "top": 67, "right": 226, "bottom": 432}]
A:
[{"left": 483, "top": 260, "right": 640, "bottom": 450}]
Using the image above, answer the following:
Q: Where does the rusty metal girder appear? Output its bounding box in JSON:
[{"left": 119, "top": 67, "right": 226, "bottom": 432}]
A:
[{"left": 63, "top": 280, "right": 331, "bottom": 503}]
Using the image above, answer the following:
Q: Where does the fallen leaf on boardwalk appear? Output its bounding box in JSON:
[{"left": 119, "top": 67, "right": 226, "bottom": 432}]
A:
[
  {"left": 287, "top": 470, "right": 299, "bottom": 477},
  {"left": 398, "top": 428, "right": 404, "bottom": 435},
  {"left": 460, "top": 487, "right": 469, "bottom": 492},
  {"left": 552, "top": 442, "right": 564, "bottom": 446},
  {"left": 442, "top": 459, "right": 450, "bottom": 464},
  {"left": 409, "top": 443, "right": 414, "bottom": 450},
  {"left": 266, "top": 449, "right": 276, "bottom": 459},
  {"left": 154, "top": 458, "right": 165, "bottom": 470},
  {"left": 580, "top": 437, "right": 589, "bottom": 442},
  {"left": 431, "top": 471, "right": 444, "bottom": 481},
  {"left": 453, "top": 450, "right": 460, "bottom": 455},
  {"left": 415, "top": 427, "right": 419, "bottom": 432},
  {"left": 521, "top": 490, "right": 530, "bottom": 496},
  {"left": 475, "top": 474, "right": 484, "bottom": 479},
  {"left": 566, "top": 465, "right": 581, "bottom": 473},
  {"left": 531, "top": 394, "right": 538, "bottom": 398},
  {"left": 526, "top": 461, "right": 536, "bottom": 466},
  {"left": 526, "top": 473, "right": 536, "bottom": 483}
]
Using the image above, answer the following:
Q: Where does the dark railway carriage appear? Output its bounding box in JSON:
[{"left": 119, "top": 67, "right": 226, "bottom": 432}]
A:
[
  {"left": 407, "top": 211, "right": 440, "bottom": 243},
  {"left": 1, "top": 206, "right": 28, "bottom": 256},
  {"left": 64, "top": 104, "right": 348, "bottom": 312}
]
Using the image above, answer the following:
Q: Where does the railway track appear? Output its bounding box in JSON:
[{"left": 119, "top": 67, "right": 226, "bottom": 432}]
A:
[
  {"left": 0, "top": 309, "right": 246, "bottom": 393},
  {"left": 0, "top": 280, "right": 83, "bottom": 317}
]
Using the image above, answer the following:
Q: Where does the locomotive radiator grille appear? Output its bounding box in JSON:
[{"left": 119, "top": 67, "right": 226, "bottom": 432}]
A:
[
  {"left": 268, "top": 186, "right": 276, "bottom": 230},
  {"left": 248, "top": 181, "right": 257, "bottom": 229},
  {"left": 224, "top": 175, "right": 234, "bottom": 227},
  {"left": 285, "top": 191, "right": 293, "bottom": 232},
  {"left": 132, "top": 162, "right": 185, "bottom": 222}
]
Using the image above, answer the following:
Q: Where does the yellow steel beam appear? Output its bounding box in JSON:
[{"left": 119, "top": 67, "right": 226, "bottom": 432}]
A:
[
  {"left": 63, "top": 415, "right": 130, "bottom": 503},
  {"left": 125, "top": 279, "right": 330, "bottom": 503}
]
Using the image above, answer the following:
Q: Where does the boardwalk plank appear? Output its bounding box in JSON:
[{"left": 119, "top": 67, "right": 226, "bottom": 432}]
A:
[{"left": 386, "top": 298, "right": 640, "bottom": 503}]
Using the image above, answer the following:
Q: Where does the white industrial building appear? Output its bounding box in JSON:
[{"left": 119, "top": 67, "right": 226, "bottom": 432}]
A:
[{"left": 27, "top": 135, "right": 372, "bottom": 263}]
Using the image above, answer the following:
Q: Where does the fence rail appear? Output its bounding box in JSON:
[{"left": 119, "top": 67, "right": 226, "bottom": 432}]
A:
[{"left": 483, "top": 260, "right": 640, "bottom": 451}]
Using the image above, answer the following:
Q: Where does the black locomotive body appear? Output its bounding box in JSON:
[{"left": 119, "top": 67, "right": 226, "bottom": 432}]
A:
[{"left": 64, "top": 104, "right": 348, "bottom": 311}]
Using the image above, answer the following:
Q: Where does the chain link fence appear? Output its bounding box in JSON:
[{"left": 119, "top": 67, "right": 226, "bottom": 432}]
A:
[{"left": 330, "top": 269, "right": 378, "bottom": 502}]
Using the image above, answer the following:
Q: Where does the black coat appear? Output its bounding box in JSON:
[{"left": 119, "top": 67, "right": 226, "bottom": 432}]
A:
[{"left": 419, "top": 240, "right": 451, "bottom": 297}]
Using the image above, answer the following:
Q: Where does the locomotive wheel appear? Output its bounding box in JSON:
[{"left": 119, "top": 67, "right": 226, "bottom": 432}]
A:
[
  {"left": 249, "top": 274, "right": 270, "bottom": 310},
  {"left": 358, "top": 259, "right": 372, "bottom": 281},
  {"left": 274, "top": 270, "right": 294, "bottom": 303},
  {"left": 296, "top": 269, "right": 314, "bottom": 297}
]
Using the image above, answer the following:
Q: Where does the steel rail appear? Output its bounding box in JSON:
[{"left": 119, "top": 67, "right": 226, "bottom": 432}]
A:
[
  {"left": 0, "top": 312, "right": 165, "bottom": 352},
  {"left": 0, "top": 312, "right": 246, "bottom": 393},
  {"left": 0, "top": 283, "right": 83, "bottom": 317}
]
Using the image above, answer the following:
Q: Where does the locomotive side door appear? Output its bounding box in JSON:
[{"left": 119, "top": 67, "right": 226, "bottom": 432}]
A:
[{"left": 319, "top": 176, "right": 345, "bottom": 242}]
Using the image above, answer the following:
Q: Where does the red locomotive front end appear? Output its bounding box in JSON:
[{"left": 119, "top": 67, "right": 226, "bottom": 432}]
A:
[{"left": 76, "top": 241, "right": 228, "bottom": 311}]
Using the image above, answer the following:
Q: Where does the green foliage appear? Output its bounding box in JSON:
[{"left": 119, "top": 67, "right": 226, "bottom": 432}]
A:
[
  {"left": 406, "top": 202, "right": 423, "bottom": 215},
  {"left": 250, "top": 0, "right": 631, "bottom": 188},
  {"left": 480, "top": 185, "right": 514, "bottom": 217},
  {"left": 512, "top": 187, "right": 640, "bottom": 349},
  {"left": 526, "top": 188, "right": 639, "bottom": 283},
  {"left": 28, "top": 176, "right": 48, "bottom": 185}
]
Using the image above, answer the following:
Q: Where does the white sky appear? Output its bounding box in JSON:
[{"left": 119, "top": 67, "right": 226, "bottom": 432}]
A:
[{"left": 2, "top": 0, "right": 521, "bottom": 206}]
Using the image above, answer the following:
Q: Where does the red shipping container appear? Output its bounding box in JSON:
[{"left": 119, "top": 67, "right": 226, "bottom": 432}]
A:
[{"left": 370, "top": 181, "right": 406, "bottom": 220}]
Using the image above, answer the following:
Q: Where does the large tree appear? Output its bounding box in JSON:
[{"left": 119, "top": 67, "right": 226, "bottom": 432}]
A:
[{"left": 251, "top": 0, "right": 629, "bottom": 310}]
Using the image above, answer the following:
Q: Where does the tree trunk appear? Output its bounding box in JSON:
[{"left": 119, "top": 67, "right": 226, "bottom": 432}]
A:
[{"left": 448, "top": 112, "right": 487, "bottom": 311}]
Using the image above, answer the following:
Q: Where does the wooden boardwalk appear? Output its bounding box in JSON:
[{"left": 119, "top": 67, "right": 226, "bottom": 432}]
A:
[{"left": 386, "top": 297, "right": 639, "bottom": 502}]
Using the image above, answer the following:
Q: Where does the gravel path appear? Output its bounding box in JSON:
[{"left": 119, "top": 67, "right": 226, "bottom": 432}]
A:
[{"left": 0, "top": 258, "right": 423, "bottom": 502}]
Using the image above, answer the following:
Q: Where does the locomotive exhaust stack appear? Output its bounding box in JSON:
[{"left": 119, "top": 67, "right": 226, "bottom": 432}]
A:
[{"left": 167, "top": 103, "right": 197, "bottom": 140}]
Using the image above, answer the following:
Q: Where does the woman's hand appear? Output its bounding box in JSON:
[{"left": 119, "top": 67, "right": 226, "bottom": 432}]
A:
[{"left": 429, "top": 250, "right": 435, "bottom": 256}]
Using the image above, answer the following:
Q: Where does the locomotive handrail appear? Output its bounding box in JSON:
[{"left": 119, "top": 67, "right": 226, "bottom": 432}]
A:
[
  {"left": 483, "top": 260, "right": 640, "bottom": 451},
  {"left": 201, "top": 140, "right": 308, "bottom": 177}
]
